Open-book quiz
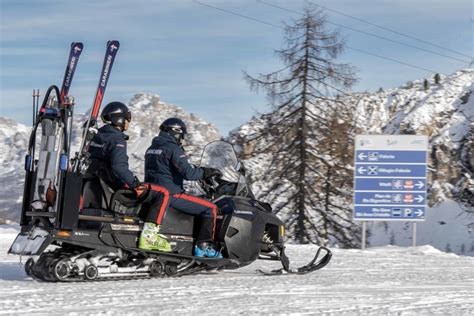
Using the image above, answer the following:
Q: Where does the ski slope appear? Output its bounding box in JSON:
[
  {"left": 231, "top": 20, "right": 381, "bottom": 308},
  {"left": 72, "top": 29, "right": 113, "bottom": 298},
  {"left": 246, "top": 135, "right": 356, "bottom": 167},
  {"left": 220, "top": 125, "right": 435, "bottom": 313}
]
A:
[{"left": 0, "top": 225, "right": 473, "bottom": 315}]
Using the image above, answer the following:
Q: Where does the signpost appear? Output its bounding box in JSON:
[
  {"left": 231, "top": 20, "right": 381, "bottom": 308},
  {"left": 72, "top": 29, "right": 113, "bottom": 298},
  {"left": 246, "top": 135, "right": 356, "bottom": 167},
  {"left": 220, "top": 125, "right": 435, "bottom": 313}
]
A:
[{"left": 353, "top": 135, "right": 428, "bottom": 249}]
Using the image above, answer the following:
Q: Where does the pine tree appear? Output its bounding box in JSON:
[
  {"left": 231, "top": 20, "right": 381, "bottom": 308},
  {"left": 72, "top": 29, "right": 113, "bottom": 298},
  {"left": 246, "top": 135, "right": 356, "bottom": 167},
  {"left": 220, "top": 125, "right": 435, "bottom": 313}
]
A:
[
  {"left": 389, "top": 231, "right": 396, "bottom": 245},
  {"left": 434, "top": 73, "right": 441, "bottom": 84},
  {"left": 423, "top": 79, "right": 429, "bottom": 91},
  {"left": 243, "top": 5, "right": 358, "bottom": 246},
  {"left": 445, "top": 243, "right": 452, "bottom": 253}
]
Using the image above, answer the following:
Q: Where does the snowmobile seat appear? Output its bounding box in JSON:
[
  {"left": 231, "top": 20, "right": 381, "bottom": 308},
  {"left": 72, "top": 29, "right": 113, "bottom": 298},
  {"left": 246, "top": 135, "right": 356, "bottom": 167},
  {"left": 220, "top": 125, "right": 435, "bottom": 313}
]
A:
[
  {"left": 98, "top": 178, "right": 115, "bottom": 210},
  {"left": 159, "top": 206, "right": 194, "bottom": 235},
  {"left": 80, "top": 177, "right": 113, "bottom": 229},
  {"left": 109, "top": 189, "right": 144, "bottom": 217},
  {"left": 82, "top": 177, "right": 109, "bottom": 210},
  {"left": 82, "top": 178, "right": 143, "bottom": 215}
]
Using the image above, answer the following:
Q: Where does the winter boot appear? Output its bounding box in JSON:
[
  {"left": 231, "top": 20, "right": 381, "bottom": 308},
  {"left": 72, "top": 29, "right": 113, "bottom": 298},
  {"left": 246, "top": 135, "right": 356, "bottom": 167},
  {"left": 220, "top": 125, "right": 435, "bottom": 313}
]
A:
[
  {"left": 194, "top": 241, "right": 223, "bottom": 258},
  {"left": 139, "top": 222, "right": 172, "bottom": 252}
]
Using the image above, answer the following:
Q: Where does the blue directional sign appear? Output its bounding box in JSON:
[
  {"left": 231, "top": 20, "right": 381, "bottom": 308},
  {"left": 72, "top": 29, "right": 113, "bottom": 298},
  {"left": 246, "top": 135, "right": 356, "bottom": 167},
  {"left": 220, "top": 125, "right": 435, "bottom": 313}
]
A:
[
  {"left": 353, "top": 135, "right": 428, "bottom": 221},
  {"left": 355, "top": 178, "right": 426, "bottom": 191},
  {"left": 355, "top": 164, "right": 426, "bottom": 177}
]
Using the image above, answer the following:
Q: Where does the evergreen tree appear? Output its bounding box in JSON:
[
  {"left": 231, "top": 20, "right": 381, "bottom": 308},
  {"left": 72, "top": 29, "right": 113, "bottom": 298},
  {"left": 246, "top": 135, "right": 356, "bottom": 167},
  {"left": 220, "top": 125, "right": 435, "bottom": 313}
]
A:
[
  {"left": 445, "top": 243, "right": 452, "bottom": 253},
  {"left": 423, "top": 79, "right": 429, "bottom": 91},
  {"left": 434, "top": 73, "right": 441, "bottom": 84},
  {"left": 243, "top": 5, "right": 358, "bottom": 246}
]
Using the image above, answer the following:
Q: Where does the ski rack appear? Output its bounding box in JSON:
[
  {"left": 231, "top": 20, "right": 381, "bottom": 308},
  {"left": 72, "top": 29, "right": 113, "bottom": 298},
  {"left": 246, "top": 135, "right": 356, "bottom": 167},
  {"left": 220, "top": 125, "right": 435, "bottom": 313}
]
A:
[{"left": 20, "top": 43, "right": 83, "bottom": 228}]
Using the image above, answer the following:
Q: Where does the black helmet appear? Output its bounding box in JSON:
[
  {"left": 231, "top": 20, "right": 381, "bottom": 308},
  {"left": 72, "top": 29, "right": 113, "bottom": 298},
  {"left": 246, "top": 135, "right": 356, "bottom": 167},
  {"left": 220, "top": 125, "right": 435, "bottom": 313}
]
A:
[
  {"left": 160, "top": 117, "right": 187, "bottom": 144},
  {"left": 101, "top": 101, "right": 131, "bottom": 128}
]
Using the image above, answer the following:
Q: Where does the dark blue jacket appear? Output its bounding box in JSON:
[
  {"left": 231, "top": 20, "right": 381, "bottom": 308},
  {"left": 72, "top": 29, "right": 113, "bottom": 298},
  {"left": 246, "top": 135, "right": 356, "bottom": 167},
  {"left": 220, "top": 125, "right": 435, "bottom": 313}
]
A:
[
  {"left": 145, "top": 131, "right": 204, "bottom": 195},
  {"left": 86, "top": 124, "right": 138, "bottom": 190}
]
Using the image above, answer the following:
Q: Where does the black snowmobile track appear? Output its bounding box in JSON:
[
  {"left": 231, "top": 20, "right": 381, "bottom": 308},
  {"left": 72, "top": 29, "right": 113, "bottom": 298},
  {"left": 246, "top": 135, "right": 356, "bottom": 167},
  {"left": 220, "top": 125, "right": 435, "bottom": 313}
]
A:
[
  {"left": 30, "top": 264, "right": 209, "bottom": 283},
  {"left": 26, "top": 246, "right": 239, "bottom": 282}
]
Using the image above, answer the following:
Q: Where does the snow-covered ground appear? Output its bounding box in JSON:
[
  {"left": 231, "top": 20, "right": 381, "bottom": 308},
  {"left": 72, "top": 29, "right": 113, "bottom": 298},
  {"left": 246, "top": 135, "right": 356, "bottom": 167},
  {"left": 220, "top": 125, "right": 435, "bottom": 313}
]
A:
[
  {"left": 369, "top": 199, "right": 474, "bottom": 256},
  {"left": 1, "top": 225, "right": 473, "bottom": 315}
]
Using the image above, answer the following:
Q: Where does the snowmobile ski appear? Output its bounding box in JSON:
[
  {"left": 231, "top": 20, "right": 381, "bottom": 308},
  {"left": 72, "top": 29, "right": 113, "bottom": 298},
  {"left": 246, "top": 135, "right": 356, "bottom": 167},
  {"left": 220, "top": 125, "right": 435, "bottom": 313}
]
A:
[
  {"left": 257, "top": 246, "right": 332, "bottom": 276},
  {"left": 74, "top": 40, "right": 120, "bottom": 173}
]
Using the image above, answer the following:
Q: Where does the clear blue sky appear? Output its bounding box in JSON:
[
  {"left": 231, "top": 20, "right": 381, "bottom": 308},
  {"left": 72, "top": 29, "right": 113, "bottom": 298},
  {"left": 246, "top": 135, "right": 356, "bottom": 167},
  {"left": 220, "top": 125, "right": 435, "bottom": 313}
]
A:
[{"left": 1, "top": 0, "right": 472, "bottom": 134}]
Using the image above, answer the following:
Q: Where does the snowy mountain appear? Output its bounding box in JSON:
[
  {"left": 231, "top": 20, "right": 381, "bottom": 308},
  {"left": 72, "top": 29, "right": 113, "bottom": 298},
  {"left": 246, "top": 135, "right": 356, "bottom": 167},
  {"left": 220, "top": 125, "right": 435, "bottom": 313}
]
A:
[
  {"left": 0, "top": 118, "right": 30, "bottom": 222},
  {"left": 230, "top": 69, "right": 474, "bottom": 255},
  {"left": 354, "top": 70, "right": 474, "bottom": 255},
  {"left": 0, "top": 94, "right": 221, "bottom": 222}
]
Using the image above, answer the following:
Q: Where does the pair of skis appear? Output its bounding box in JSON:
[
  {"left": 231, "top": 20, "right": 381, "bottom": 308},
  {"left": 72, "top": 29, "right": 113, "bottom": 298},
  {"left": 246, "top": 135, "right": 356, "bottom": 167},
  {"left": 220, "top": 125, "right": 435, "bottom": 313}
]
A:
[
  {"left": 73, "top": 40, "right": 120, "bottom": 173},
  {"left": 59, "top": 40, "right": 119, "bottom": 111},
  {"left": 55, "top": 41, "right": 120, "bottom": 173}
]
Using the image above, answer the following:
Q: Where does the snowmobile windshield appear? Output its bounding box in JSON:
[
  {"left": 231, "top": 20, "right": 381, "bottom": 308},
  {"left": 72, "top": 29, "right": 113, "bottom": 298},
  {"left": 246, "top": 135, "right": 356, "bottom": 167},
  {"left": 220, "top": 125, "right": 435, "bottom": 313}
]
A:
[{"left": 199, "top": 141, "right": 240, "bottom": 183}]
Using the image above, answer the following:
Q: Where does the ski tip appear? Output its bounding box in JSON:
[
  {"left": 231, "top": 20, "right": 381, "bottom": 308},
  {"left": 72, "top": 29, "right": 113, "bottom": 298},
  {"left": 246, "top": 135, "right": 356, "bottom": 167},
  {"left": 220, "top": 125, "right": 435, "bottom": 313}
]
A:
[
  {"left": 106, "top": 40, "right": 120, "bottom": 52},
  {"left": 107, "top": 40, "right": 120, "bottom": 46},
  {"left": 70, "top": 42, "right": 83, "bottom": 53}
]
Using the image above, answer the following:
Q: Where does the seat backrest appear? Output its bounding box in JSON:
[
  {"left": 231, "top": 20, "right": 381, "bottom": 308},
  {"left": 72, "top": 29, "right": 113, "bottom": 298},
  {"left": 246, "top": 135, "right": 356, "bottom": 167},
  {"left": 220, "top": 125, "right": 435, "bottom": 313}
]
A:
[
  {"left": 82, "top": 174, "right": 115, "bottom": 210},
  {"left": 82, "top": 177, "right": 107, "bottom": 209},
  {"left": 110, "top": 189, "right": 141, "bottom": 216},
  {"left": 98, "top": 178, "right": 115, "bottom": 209}
]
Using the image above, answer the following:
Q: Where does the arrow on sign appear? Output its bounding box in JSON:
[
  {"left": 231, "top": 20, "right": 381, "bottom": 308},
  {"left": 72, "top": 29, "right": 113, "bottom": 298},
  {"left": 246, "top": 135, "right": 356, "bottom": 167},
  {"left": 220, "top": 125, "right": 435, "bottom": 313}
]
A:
[
  {"left": 415, "top": 195, "right": 424, "bottom": 203},
  {"left": 415, "top": 181, "right": 424, "bottom": 189},
  {"left": 357, "top": 167, "right": 366, "bottom": 174},
  {"left": 415, "top": 209, "right": 424, "bottom": 217},
  {"left": 358, "top": 153, "right": 367, "bottom": 160}
]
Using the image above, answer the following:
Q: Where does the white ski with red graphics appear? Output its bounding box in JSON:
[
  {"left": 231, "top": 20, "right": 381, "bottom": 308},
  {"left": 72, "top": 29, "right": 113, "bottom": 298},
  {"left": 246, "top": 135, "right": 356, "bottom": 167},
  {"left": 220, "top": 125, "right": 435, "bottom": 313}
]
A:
[
  {"left": 73, "top": 40, "right": 120, "bottom": 173},
  {"left": 60, "top": 42, "right": 84, "bottom": 104}
]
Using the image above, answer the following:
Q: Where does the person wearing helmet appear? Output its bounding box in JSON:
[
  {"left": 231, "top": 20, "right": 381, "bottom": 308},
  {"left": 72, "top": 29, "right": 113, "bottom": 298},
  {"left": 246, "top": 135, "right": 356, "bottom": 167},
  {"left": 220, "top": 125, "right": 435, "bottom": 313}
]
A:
[
  {"left": 84, "top": 101, "right": 171, "bottom": 251},
  {"left": 86, "top": 101, "right": 138, "bottom": 190},
  {"left": 144, "top": 117, "right": 223, "bottom": 258}
]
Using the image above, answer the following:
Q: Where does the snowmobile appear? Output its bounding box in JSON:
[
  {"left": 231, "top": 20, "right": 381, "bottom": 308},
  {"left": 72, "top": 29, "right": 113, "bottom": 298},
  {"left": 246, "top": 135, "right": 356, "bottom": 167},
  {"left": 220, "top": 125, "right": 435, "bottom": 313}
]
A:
[{"left": 8, "top": 42, "right": 332, "bottom": 282}]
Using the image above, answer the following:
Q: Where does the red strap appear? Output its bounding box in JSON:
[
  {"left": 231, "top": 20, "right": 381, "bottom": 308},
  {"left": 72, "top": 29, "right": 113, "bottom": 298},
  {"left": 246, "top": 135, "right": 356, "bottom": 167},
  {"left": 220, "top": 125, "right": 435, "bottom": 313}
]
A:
[
  {"left": 79, "top": 194, "right": 83, "bottom": 210},
  {"left": 149, "top": 184, "right": 170, "bottom": 225}
]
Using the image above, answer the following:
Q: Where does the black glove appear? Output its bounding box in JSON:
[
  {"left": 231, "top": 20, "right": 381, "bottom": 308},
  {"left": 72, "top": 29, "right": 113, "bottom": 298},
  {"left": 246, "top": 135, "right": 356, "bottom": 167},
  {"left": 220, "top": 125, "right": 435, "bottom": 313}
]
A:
[
  {"left": 130, "top": 176, "right": 141, "bottom": 189},
  {"left": 135, "top": 183, "right": 150, "bottom": 198},
  {"left": 202, "top": 167, "right": 222, "bottom": 179}
]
